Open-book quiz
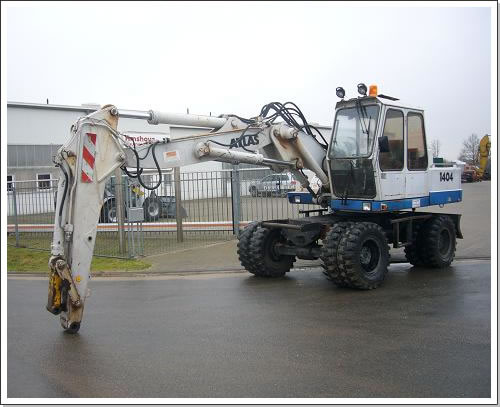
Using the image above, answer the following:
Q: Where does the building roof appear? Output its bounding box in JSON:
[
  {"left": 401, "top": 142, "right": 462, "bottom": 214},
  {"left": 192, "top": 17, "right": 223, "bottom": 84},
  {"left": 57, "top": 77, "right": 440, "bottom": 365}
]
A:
[{"left": 7, "top": 101, "right": 100, "bottom": 113}]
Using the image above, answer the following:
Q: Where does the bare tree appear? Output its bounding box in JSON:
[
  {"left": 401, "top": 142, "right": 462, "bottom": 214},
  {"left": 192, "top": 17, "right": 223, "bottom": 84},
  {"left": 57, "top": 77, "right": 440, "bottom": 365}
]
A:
[
  {"left": 430, "top": 139, "right": 441, "bottom": 158},
  {"left": 458, "top": 134, "right": 481, "bottom": 166}
]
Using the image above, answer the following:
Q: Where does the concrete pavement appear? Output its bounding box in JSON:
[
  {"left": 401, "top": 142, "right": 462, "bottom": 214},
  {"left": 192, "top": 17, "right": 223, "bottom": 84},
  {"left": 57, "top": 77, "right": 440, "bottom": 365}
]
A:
[{"left": 8, "top": 260, "right": 491, "bottom": 398}]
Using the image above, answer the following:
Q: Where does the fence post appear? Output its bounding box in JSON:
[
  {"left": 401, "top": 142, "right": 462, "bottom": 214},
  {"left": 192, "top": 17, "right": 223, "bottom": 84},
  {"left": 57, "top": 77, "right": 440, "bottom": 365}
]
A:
[
  {"left": 174, "top": 167, "right": 184, "bottom": 243},
  {"left": 231, "top": 165, "right": 241, "bottom": 237},
  {"left": 12, "top": 186, "right": 20, "bottom": 247},
  {"left": 124, "top": 176, "right": 134, "bottom": 258},
  {"left": 114, "top": 169, "right": 126, "bottom": 255}
]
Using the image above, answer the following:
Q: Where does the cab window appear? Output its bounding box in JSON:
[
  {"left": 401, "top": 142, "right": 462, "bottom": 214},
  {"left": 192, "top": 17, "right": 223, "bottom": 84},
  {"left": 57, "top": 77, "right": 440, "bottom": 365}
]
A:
[
  {"left": 407, "top": 112, "right": 428, "bottom": 170},
  {"left": 379, "top": 109, "right": 404, "bottom": 171}
]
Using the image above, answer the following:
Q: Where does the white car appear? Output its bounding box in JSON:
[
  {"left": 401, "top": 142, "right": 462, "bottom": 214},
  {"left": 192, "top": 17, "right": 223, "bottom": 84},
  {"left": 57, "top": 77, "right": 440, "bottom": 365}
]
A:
[{"left": 248, "top": 173, "right": 297, "bottom": 197}]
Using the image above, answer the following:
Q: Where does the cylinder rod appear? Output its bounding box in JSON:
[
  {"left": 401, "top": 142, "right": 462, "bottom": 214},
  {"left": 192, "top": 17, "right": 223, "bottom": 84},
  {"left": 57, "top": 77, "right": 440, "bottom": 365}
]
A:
[
  {"left": 115, "top": 108, "right": 228, "bottom": 130},
  {"left": 115, "top": 109, "right": 152, "bottom": 120}
]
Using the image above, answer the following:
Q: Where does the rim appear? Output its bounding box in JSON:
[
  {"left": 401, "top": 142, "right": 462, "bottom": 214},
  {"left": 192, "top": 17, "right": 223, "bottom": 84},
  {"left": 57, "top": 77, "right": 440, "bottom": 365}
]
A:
[
  {"left": 108, "top": 207, "right": 117, "bottom": 223},
  {"left": 267, "top": 233, "right": 283, "bottom": 262},
  {"left": 148, "top": 201, "right": 160, "bottom": 217},
  {"left": 360, "top": 239, "right": 380, "bottom": 274},
  {"left": 438, "top": 229, "right": 452, "bottom": 257}
]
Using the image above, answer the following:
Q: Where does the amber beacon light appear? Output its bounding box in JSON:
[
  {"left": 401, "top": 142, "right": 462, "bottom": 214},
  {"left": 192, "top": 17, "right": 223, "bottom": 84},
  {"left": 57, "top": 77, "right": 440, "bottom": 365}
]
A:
[{"left": 369, "top": 85, "right": 378, "bottom": 97}]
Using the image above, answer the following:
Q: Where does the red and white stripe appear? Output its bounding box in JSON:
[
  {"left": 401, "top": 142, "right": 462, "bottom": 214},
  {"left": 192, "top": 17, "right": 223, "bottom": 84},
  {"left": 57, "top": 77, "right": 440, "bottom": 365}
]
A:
[{"left": 81, "top": 133, "right": 97, "bottom": 183}]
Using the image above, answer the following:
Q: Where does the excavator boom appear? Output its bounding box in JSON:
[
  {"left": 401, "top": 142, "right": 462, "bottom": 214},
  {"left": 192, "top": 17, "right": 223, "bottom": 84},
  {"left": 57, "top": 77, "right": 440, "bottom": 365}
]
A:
[
  {"left": 47, "top": 103, "right": 330, "bottom": 332},
  {"left": 477, "top": 134, "right": 491, "bottom": 179}
]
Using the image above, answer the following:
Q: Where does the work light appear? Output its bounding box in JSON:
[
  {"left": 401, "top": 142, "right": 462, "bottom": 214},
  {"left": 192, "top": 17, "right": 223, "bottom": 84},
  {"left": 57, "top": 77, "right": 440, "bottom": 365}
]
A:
[
  {"left": 357, "top": 83, "right": 367, "bottom": 96},
  {"left": 336, "top": 87, "right": 345, "bottom": 99}
]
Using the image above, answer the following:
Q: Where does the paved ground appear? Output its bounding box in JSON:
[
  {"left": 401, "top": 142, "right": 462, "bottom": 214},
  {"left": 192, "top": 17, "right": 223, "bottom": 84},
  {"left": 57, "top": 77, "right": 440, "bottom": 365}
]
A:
[{"left": 8, "top": 260, "right": 491, "bottom": 398}]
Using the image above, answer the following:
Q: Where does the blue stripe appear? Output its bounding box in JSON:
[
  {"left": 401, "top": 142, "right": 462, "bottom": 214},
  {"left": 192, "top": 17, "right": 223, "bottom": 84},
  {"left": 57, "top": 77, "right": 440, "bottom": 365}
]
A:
[
  {"left": 429, "top": 190, "right": 463, "bottom": 205},
  {"left": 287, "top": 192, "right": 314, "bottom": 204},
  {"left": 287, "top": 190, "right": 462, "bottom": 212},
  {"left": 330, "top": 197, "right": 430, "bottom": 211}
]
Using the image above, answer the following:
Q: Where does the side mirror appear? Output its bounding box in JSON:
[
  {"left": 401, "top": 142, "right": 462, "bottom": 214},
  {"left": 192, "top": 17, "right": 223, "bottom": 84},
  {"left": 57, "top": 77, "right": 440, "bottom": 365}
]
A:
[{"left": 378, "top": 136, "right": 390, "bottom": 153}]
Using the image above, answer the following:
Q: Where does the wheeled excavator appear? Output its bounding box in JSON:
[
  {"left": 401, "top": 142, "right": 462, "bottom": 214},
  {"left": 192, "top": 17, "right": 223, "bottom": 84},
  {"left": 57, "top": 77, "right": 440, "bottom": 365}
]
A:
[{"left": 47, "top": 84, "right": 463, "bottom": 333}]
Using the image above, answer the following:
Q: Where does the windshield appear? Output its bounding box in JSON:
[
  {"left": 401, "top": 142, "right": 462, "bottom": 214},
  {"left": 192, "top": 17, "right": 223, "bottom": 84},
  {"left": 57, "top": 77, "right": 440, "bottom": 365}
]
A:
[{"left": 329, "top": 105, "right": 380, "bottom": 159}]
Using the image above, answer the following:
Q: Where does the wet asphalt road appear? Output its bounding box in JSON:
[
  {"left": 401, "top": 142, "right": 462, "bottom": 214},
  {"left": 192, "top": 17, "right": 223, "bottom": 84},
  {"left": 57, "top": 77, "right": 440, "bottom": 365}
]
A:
[{"left": 8, "top": 260, "right": 490, "bottom": 398}]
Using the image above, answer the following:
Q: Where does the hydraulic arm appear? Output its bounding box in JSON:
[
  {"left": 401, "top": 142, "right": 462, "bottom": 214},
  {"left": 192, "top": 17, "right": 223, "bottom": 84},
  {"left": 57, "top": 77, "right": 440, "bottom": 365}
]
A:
[
  {"left": 477, "top": 134, "right": 491, "bottom": 179},
  {"left": 47, "top": 103, "right": 330, "bottom": 332}
]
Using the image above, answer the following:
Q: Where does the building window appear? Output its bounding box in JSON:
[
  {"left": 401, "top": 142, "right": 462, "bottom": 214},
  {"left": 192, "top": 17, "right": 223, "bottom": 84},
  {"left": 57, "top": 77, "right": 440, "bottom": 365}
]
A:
[
  {"left": 37, "top": 173, "right": 52, "bottom": 190},
  {"left": 7, "top": 175, "right": 14, "bottom": 192},
  {"left": 407, "top": 112, "right": 428, "bottom": 170},
  {"left": 379, "top": 109, "right": 404, "bottom": 171}
]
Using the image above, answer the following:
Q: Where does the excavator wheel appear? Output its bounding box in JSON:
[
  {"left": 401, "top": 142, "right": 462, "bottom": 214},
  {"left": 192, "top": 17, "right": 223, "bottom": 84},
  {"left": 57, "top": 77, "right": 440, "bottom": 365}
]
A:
[
  {"left": 418, "top": 215, "right": 456, "bottom": 268},
  {"left": 404, "top": 222, "right": 426, "bottom": 267},
  {"left": 246, "top": 225, "right": 295, "bottom": 277},
  {"left": 237, "top": 222, "right": 260, "bottom": 274},
  {"left": 320, "top": 222, "right": 353, "bottom": 287},
  {"left": 337, "top": 222, "right": 390, "bottom": 289}
]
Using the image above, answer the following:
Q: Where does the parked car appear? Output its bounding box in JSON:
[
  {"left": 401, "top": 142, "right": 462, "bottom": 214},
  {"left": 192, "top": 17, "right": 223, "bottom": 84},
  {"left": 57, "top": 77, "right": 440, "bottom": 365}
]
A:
[{"left": 248, "top": 173, "right": 297, "bottom": 197}]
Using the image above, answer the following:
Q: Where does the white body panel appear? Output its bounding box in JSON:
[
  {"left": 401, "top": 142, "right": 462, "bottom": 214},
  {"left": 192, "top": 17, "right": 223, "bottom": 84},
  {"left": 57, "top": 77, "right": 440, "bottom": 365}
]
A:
[
  {"left": 428, "top": 167, "right": 462, "bottom": 192},
  {"left": 378, "top": 172, "right": 405, "bottom": 200},
  {"left": 405, "top": 171, "right": 429, "bottom": 197}
]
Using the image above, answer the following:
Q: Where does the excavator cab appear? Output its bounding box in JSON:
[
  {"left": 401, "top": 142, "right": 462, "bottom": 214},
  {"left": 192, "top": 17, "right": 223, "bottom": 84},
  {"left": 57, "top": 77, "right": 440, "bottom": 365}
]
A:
[{"left": 324, "top": 85, "right": 462, "bottom": 212}]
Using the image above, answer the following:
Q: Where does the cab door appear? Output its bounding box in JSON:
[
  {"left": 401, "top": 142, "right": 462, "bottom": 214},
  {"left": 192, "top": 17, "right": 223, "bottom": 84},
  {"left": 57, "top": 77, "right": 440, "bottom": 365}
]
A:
[
  {"left": 404, "top": 111, "right": 429, "bottom": 198},
  {"left": 378, "top": 107, "right": 405, "bottom": 200}
]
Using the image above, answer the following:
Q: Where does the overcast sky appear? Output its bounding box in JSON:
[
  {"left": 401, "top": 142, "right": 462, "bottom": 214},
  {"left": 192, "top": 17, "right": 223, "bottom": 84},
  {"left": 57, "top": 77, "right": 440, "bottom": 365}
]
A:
[{"left": 5, "top": 2, "right": 492, "bottom": 160}]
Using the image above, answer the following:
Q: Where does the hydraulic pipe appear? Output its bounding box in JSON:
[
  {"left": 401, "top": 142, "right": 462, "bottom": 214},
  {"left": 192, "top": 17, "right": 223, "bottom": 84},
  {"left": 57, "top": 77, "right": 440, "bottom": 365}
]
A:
[
  {"left": 197, "top": 144, "right": 296, "bottom": 168},
  {"left": 113, "top": 108, "right": 228, "bottom": 130}
]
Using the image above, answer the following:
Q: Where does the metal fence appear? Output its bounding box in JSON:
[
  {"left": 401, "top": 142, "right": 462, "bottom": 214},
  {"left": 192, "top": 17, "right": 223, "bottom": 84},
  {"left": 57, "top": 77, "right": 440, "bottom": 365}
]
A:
[{"left": 7, "top": 167, "right": 321, "bottom": 258}]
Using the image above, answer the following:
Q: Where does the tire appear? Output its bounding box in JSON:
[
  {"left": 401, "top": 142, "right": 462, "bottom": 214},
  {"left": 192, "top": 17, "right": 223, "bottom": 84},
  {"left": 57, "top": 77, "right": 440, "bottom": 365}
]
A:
[
  {"left": 404, "top": 222, "right": 426, "bottom": 267},
  {"left": 249, "top": 186, "right": 257, "bottom": 197},
  {"left": 247, "top": 225, "right": 295, "bottom": 277},
  {"left": 337, "top": 222, "right": 390, "bottom": 289},
  {"left": 101, "top": 201, "right": 117, "bottom": 223},
  {"left": 143, "top": 197, "right": 161, "bottom": 221},
  {"left": 419, "top": 215, "right": 456, "bottom": 268},
  {"left": 320, "top": 222, "right": 353, "bottom": 287},
  {"left": 237, "top": 222, "right": 260, "bottom": 273}
]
